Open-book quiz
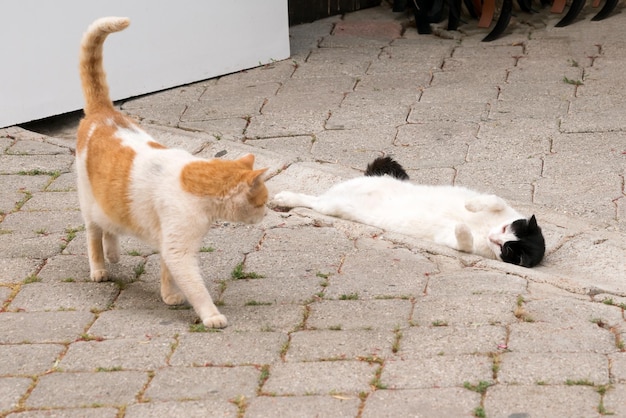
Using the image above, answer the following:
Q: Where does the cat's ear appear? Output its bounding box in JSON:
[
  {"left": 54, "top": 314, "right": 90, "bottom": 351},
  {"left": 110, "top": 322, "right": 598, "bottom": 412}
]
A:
[
  {"left": 528, "top": 215, "right": 538, "bottom": 230},
  {"left": 250, "top": 168, "right": 268, "bottom": 186},
  {"left": 238, "top": 154, "right": 255, "bottom": 169}
]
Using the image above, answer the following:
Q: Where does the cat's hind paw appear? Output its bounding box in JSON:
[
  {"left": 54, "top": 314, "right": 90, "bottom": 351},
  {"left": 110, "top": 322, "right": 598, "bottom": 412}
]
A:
[
  {"left": 202, "top": 313, "right": 228, "bottom": 329},
  {"left": 162, "top": 292, "right": 186, "bottom": 306},
  {"left": 455, "top": 224, "right": 474, "bottom": 253},
  {"left": 91, "top": 269, "right": 109, "bottom": 282}
]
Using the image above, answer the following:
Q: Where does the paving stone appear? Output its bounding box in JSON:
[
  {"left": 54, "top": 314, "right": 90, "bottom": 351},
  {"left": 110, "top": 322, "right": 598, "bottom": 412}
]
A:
[
  {"left": 0, "top": 211, "right": 84, "bottom": 235},
  {"left": 408, "top": 100, "right": 489, "bottom": 123},
  {"left": 498, "top": 352, "right": 609, "bottom": 385},
  {"left": 144, "top": 366, "right": 259, "bottom": 401},
  {"left": 7, "top": 140, "right": 70, "bottom": 156},
  {"left": 307, "top": 299, "right": 413, "bottom": 331},
  {"left": 0, "top": 257, "right": 41, "bottom": 284},
  {"left": 170, "top": 332, "right": 287, "bottom": 366},
  {"left": 412, "top": 294, "right": 517, "bottom": 327},
  {"left": 286, "top": 329, "right": 395, "bottom": 362},
  {"left": 37, "top": 254, "right": 143, "bottom": 284},
  {"left": 0, "top": 311, "right": 94, "bottom": 344},
  {"left": 382, "top": 355, "right": 494, "bottom": 389},
  {"left": 309, "top": 128, "right": 399, "bottom": 167},
  {"left": 217, "top": 304, "right": 305, "bottom": 333},
  {"left": 9, "top": 282, "right": 118, "bottom": 312},
  {"left": 244, "top": 227, "right": 352, "bottom": 280},
  {"left": 0, "top": 377, "right": 33, "bottom": 412},
  {"left": 0, "top": 286, "right": 11, "bottom": 304},
  {"left": 394, "top": 122, "right": 475, "bottom": 168},
  {"left": 263, "top": 361, "right": 375, "bottom": 395},
  {"left": 397, "top": 325, "right": 507, "bottom": 357},
  {"left": 325, "top": 238, "right": 435, "bottom": 300},
  {"left": 60, "top": 337, "right": 172, "bottom": 372},
  {"left": 0, "top": 155, "right": 73, "bottom": 175},
  {"left": 0, "top": 232, "right": 64, "bottom": 259},
  {"left": 609, "top": 352, "right": 626, "bottom": 382},
  {"left": 0, "top": 343, "right": 64, "bottom": 375},
  {"left": 604, "top": 384, "right": 626, "bottom": 416},
  {"left": 524, "top": 296, "right": 624, "bottom": 327},
  {"left": 45, "top": 172, "right": 77, "bottom": 192},
  {"left": 484, "top": 385, "right": 600, "bottom": 417},
  {"left": 26, "top": 371, "right": 147, "bottom": 408},
  {"left": 426, "top": 269, "right": 527, "bottom": 296},
  {"left": 125, "top": 399, "right": 237, "bottom": 418},
  {"left": 6, "top": 408, "right": 119, "bottom": 418},
  {"left": 87, "top": 309, "right": 196, "bottom": 339},
  {"left": 246, "top": 395, "right": 360, "bottom": 417},
  {"left": 20, "top": 191, "right": 80, "bottom": 211},
  {"left": 361, "top": 387, "right": 481, "bottom": 417},
  {"left": 507, "top": 321, "right": 617, "bottom": 354}
]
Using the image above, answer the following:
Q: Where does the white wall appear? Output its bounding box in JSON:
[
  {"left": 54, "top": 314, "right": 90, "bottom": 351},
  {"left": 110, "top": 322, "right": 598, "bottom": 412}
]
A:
[{"left": 0, "top": 0, "right": 290, "bottom": 127}]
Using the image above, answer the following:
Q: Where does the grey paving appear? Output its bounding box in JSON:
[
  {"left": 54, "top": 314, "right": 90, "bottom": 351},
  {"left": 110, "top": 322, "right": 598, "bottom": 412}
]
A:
[{"left": 1, "top": 3, "right": 626, "bottom": 417}]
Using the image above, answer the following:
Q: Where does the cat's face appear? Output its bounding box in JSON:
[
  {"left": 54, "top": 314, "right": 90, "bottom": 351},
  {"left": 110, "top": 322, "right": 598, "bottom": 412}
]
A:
[{"left": 487, "top": 215, "right": 545, "bottom": 268}]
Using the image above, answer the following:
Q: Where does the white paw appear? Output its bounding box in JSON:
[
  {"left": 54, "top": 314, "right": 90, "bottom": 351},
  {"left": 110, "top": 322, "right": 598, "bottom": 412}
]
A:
[
  {"left": 202, "top": 314, "right": 228, "bottom": 329},
  {"left": 91, "top": 269, "right": 109, "bottom": 282},
  {"left": 162, "top": 292, "right": 186, "bottom": 306},
  {"left": 464, "top": 200, "right": 481, "bottom": 213},
  {"left": 455, "top": 224, "right": 473, "bottom": 253},
  {"left": 271, "top": 191, "right": 297, "bottom": 208}
]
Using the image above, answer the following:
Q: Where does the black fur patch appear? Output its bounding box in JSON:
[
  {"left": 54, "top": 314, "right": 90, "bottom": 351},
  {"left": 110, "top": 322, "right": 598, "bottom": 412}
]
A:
[
  {"left": 365, "top": 157, "right": 409, "bottom": 180},
  {"left": 500, "top": 215, "right": 545, "bottom": 268}
]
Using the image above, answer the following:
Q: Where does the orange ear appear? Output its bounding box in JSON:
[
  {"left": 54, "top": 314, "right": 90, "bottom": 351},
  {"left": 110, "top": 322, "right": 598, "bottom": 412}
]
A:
[
  {"left": 250, "top": 168, "right": 268, "bottom": 185},
  {"left": 238, "top": 154, "right": 255, "bottom": 169}
]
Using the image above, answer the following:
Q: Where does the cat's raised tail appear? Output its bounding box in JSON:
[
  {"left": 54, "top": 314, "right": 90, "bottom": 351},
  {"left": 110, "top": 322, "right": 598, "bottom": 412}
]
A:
[
  {"left": 365, "top": 156, "right": 410, "bottom": 180},
  {"left": 79, "top": 17, "right": 131, "bottom": 116}
]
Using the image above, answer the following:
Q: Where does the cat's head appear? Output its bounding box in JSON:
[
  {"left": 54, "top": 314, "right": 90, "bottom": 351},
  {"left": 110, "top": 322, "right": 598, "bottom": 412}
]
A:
[
  {"left": 181, "top": 154, "right": 268, "bottom": 224},
  {"left": 487, "top": 215, "right": 545, "bottom": 268}
]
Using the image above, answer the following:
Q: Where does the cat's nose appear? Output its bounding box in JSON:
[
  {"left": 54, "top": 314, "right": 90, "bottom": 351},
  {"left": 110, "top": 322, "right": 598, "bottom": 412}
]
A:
[{"left": 489, "top": 235, "right": 502, "bottom": 246}]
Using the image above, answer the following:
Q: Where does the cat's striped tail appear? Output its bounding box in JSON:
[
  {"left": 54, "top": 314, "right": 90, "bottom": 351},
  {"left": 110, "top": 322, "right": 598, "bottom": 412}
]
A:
[
  {"left": 365, "top": 157, "right": 409, "bottom": 180},
  {"left": 79, "top": 17, "right": 130, "bottom": 116}
]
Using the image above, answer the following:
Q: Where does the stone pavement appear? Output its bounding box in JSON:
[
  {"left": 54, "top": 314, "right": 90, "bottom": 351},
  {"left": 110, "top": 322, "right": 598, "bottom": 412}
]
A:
[{"left": 1, "top": 3, "right": 626, "bottom": 417}]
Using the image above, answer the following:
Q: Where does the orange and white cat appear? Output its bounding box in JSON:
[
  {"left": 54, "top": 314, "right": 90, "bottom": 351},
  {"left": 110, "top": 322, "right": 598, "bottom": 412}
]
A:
[{"left": 76, "top": 17, "right": 268, "bottom": 328}]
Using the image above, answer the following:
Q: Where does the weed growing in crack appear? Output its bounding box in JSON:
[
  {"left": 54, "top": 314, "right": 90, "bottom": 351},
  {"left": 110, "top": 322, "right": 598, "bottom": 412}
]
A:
[
  {"left": 464, "top": 381, "right": 493, "bottom": 395},
  {"left": 339, "top": 293, "right": 359, "bottom": 300},
  {"left": 231, "top": 263, "right": 264, "bottom": 280},
  {"left": 563, "top": 76, "right": 583, "bottom": 86}
]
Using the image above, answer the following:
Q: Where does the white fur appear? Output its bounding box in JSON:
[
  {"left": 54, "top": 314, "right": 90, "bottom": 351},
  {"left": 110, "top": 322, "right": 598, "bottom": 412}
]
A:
[{"left": 273, "top": 176, "right": 521, "bottom": 259}]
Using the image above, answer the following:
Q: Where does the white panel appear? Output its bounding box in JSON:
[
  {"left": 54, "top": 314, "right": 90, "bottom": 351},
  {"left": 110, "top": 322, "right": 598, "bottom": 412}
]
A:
[{"left": 0, "top": 0, "right": 290, "bottom": 127}]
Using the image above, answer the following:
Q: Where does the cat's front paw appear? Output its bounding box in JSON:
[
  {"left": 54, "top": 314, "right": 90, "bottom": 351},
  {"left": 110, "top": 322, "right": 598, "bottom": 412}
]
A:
[
  {"left": 162, "top": 292, "right": 186, "bottom": 306},
  {"left": 91, "top": 269, "right": 109, "bottom": 282},
  {"left": 271, "top": 191, "right": 298, "bottom": 208},
  {"left": 455, "top": 224, "right": 474, "bottom": 253},
  {"left": 202, "top": 314, "right": 228, "bottom": 329}
]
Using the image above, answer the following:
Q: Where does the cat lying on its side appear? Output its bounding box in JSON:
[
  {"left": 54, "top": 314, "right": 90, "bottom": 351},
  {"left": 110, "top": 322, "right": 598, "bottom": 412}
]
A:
[
  {"left": 273, "top": 157, "right": 545, "bottom": 267},
  {"left": 76, "top": 17, "right": 268, "bottom": 328}
]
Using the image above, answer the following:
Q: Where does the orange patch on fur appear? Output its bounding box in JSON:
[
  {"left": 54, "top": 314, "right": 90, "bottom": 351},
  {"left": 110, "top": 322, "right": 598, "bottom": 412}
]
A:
[
  {"left": 180, "top": 155, "right": 267, "bottom": 200},
  {"left": 79, "top": 111, "right": 139, "bottom": 232},
  {"left": 148, "top": 141, "right": 167, "bottom": 149}
]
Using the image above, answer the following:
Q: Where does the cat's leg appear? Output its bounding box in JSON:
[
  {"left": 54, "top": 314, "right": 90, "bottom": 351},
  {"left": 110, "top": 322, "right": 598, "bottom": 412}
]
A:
[
  {"left": 102, "top": 231, "right": 120, "bottom": 263},
  {"left": 465, "top": 194, "right": 507, "bottom": 213},
  {"left": 86, "top": 222, "right": 108, "bottom": 282},
  {"left": 272, "top": 191, "right": 317, "bottom": 209},
  {"left": 159, "top": 258, "right": 186, "bottom": 306},
  {"left": 161, "top": 248, "right": 226, "bottom": 328},
  {"left": 454, "top": 224, "right": 474, "bottom": 253}
]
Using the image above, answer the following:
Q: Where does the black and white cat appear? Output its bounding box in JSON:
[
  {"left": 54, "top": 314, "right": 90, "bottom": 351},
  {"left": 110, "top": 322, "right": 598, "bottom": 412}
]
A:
[{"left": 272, "top": 157, "right": 545, "bottom": 267}]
